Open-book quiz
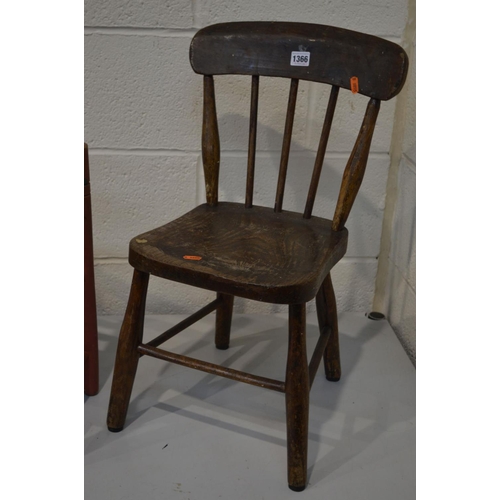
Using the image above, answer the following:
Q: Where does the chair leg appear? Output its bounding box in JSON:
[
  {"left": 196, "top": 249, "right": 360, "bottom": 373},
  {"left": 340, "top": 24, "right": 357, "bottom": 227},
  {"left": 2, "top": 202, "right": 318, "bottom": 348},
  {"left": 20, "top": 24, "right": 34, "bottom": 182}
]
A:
[
  {"left": 215, "top": 293, "right": 234, "bottom": 350},
  {"left": 315, "top": 273, "right": 341, "bottom": 381},
  {"left": 285, "top": 303, "right": 309, "bottom": 492},
  {"left": 107, "top": 270, "right": 149, "bottom": 432}
]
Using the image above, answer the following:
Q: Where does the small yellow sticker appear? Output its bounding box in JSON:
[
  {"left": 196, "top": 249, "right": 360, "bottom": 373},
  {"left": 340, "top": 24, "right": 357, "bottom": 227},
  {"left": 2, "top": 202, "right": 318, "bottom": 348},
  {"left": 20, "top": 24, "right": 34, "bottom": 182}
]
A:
[{"left": 135, "top": 238, "right": 148, "bottom": 244}]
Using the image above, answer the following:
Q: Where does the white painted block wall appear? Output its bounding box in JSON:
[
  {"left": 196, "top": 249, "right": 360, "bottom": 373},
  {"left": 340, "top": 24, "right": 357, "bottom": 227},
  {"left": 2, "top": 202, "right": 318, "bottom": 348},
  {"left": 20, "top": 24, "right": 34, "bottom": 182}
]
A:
[
  {"left": 85, "top": 0, "right": 410, "bottom": 316},
  {"left": 374, "top": 0, "right": 416, "bottom": 362}
]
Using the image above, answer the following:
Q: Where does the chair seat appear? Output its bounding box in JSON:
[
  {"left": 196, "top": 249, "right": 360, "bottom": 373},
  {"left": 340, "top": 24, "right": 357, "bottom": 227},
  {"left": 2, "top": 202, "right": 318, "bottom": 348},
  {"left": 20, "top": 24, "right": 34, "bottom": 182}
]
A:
[{"left": 129, "top": 202, "right": 348, "bottom": 304}]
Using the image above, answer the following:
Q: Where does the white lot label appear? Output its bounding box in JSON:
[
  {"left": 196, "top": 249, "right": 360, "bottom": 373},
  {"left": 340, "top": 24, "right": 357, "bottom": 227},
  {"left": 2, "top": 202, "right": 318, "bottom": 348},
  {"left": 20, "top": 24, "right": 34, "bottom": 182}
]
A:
[{"left": 290, "top": 51, "right": 310, "bottom": 66}]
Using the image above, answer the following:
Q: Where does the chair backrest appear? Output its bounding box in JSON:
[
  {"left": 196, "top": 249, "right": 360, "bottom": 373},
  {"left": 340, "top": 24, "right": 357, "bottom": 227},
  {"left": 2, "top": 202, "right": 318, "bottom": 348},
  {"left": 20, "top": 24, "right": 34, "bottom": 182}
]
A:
[{"left": 190, "top": 22, "right": 408, "bottom": 231}]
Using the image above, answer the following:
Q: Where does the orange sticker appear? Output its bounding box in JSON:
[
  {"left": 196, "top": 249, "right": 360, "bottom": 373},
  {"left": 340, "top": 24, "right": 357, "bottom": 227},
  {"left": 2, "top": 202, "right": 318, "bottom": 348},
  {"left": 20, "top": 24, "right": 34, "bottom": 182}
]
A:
[
  {"left": 350, "top": 76, "right": 359, "bottom": 94},
  {"left": 183, "top": 255, "right": 202, "bottom": 261}
]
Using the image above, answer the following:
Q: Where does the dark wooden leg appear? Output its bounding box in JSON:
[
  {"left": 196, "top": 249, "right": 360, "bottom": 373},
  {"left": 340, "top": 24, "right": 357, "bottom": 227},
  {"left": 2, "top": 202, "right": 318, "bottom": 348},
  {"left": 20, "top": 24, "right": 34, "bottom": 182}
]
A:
[
  {"left": 285, "top": 303, "right": 309, "bottom": 492},
  {"left": 315, "top": 273, "right": 341, "bottom": 381},
  {"left": 215, "top": 293, "right": 234, "bottom": 350},
  {"left": 107, "top": 270, "right": 149, "bottom": 432}
]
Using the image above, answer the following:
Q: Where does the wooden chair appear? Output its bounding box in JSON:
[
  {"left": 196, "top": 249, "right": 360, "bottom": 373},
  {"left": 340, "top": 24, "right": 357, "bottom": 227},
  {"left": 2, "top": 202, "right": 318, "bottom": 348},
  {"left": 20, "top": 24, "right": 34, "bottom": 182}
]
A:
[{"left": 107, "top": 22, "right": 408, "bottom": 491}]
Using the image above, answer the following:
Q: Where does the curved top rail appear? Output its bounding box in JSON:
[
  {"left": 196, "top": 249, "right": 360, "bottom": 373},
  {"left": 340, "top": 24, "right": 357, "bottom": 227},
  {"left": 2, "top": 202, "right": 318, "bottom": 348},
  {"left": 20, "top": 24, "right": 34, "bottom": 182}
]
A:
[{"left": 190, "top": 22, "right": 408, "bottom": 100}]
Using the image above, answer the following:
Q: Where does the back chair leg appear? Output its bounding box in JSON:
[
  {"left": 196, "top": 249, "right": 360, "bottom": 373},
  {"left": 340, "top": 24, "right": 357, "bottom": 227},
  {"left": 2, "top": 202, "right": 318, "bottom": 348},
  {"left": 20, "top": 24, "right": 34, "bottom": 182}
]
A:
[
  {"left": 316, "top": 273, "right": 341, "bottom": 381},
  {"left": 285, "top": 303, "right": 309, "bottom": 492},
  {"left": 215, "top": 293, "right": 234, "bottom": 350},
  {"left": 107, "top": 270, "right": 150, "bottom": 432}
]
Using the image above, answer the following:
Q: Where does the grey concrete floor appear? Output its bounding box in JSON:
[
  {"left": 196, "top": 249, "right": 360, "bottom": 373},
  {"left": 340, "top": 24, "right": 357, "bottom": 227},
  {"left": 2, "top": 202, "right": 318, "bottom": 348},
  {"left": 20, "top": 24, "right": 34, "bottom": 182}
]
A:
[{"left": 85, "top": 312, "right": 415, "bottom": 499}]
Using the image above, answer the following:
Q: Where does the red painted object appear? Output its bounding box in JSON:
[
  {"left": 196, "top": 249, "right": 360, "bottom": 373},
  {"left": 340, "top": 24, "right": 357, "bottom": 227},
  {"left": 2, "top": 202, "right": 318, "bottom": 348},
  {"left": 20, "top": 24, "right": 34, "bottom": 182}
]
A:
[{"left": 84, "top": 143, "right": 99, "bottom": 395}]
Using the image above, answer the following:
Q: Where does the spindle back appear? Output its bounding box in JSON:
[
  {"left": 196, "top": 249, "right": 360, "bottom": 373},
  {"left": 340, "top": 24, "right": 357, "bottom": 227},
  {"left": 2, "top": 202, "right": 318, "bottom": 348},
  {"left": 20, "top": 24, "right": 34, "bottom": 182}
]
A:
[{"left": 190, "top": 22, "right": 408, "bottom": 230}]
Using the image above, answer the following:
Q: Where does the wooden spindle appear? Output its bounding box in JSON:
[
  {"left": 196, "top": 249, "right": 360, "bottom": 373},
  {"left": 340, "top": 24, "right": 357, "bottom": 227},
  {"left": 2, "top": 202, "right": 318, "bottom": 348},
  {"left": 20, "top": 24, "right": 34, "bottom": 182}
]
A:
[
  {"left": 245, "top": 75, "right": 259, "bottom": 208},
  {"left": 332, "top": 98, "right": 380, "bottom": 231},
  {"left": 138, "top": 344, "right": 285, "bottom": 393},
  {"left": 274, "top": 78, "right": 299, "bottom": 212},
  {"left": 202, "top": 75, "right": 220, "bottom": 206},
  {"left": 303, "top": 85, "right": 339, "bottom": 219}
]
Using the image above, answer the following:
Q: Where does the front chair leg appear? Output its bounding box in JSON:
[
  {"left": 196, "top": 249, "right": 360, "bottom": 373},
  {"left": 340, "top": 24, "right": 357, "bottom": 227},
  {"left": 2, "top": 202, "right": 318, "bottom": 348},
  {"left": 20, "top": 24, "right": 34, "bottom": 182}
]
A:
[
  {"left": 285, "top": 303, "right": 309, "bottom": 492},
  {"left": 215, "top": 293, "right": 234, "bottom": 350},
  {"left": 107, "top": 270, "right": 149, "bottom": 432},
  {"left": 315, "top": 273, "right": 341, "bottom": 381}
]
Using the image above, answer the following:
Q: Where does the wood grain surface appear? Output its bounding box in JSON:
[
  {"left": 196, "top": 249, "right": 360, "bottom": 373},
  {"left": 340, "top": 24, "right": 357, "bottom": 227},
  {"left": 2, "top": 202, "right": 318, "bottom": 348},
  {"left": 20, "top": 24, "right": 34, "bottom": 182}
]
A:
[{"left": 129, "top": 202, "right": 348, "bottom": 304}]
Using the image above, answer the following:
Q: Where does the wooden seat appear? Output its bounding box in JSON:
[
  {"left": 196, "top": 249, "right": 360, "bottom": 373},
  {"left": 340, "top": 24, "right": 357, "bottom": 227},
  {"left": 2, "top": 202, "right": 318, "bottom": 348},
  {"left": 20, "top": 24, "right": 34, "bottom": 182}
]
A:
[
  {"left": 107, "top": 21, "right": 408, "bottom": 491},
  {"left": 129, "top": 202, "right": 348, "bottom": 304}
]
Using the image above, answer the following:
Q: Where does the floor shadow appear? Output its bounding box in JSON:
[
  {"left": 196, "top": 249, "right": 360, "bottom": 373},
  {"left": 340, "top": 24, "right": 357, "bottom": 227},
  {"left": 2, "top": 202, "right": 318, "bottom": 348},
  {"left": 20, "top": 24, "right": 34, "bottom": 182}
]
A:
[
  {"left": 86, "top": 312, "right": 413, "bottom": 492},
  {"left": 306, "top": 318, "right": 391, "bottom": 483},
  {"left": 126, "top": 318, "right": 289, "bottom": 428}
]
